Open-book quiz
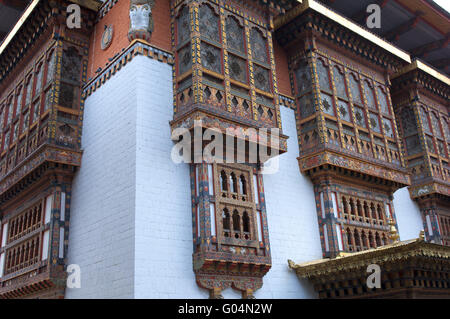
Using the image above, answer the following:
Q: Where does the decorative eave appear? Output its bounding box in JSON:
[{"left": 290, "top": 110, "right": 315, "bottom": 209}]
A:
[
  {"left": 391, "top": 60, "right": 450, "bottom": 100},
  {"left": 288, "top": 238, "right": 450, "bottom": 278},
  {"left": 298, "top": 149, "right": 411, "bottom": 189},
  {"left": 275, "top": 0, "right": 411, "bottom": 68}
]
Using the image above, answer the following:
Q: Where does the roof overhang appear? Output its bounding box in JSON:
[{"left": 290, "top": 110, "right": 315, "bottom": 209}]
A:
[
  {"left": 289, "top": 238, "right": 450, "bottom": 278},
  {"left": 392, "top": 59, "right": 450, "bottom": 86},
  {"left": 275, "top": 0, "right": 411, "bottom": 64}
]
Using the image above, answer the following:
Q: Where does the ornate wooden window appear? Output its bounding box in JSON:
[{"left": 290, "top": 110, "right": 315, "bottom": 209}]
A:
[
  {"left": 173, "top": 1, "right": 279, "bottom": 131},
  {"left": 340, "top": 194, "right": 390, "bottom": 252}
]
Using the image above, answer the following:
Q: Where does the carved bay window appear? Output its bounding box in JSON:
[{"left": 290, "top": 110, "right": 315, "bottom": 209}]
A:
[
  {"left": 191, "top": 162, "right": 270, "bottom": 298},
  {"left": 340, "top": 194, "right": 391, "bottom": 252},
  {"left": 293, "top": 53, "right": 402, "bottom": 166},
  {"left": 173, "top": 0, "right": 279, "bottom": 128},
  {"left": 0, "top": 43, "right": 76, "bottom": 176}
]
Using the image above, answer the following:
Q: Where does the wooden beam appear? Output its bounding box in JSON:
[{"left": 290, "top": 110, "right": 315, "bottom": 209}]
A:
[
  {"left": 382, "top": 13, "right": 423, "bottom": 42},
  {"left": 410, "top": 35, "right": 450, "bottom": 58}
]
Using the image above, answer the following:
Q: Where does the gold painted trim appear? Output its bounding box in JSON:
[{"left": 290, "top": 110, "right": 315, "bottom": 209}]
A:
[
  {"left": 276, "top": 0, "right": 411, "bottom": 64},
  {"left": 57, "top": 106, "right": 80, "bottom": 115}
]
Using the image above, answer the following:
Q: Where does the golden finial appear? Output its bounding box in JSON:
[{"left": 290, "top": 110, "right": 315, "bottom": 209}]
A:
[
  {"left": 419, "top": 230, "right": 425, "bottom": 241},
  {"left": 388, "top": 218, "right": 400, "bottom": 243},
  {"left": 288, "top": 259, "right": 296, "bottom": 269}
]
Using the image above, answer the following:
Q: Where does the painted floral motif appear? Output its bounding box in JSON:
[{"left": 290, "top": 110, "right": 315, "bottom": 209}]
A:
[
  {"left": 199, "top": 4, "right": 219, "bottom": 41},
  {"left": 201, "top": 42, "right": 222, "bottom": 74},
  {"left": 369, "top": 113, "right": 380, "bottom": 133},
  {"left": 226, "top": 16, "right": 244, "bottom": 53},
  {"left": 321, "top": 93, "right": 334, "bottom": 116},
  {"left": 229, "top": 54, "right": 247, "bottom": 83},
  {"left": 178, "top": 45, "right": 191, "bottom": 75},
  {"left": 250, "top": 28, "right": 267, "bottom": 63},
  {"left": 295, "top": 60, "right": 311, "bottom": 95},
  {"left": 299, "top": 94, "right": 314, "bottom": 118},
  {"left": 354, "top": 106, "right": 366, "bottom": 128},
  {"left": 253, "top": 65, "right": 270, "bottom": 92},
  {"left": 338, "top": 100, "right": 351, "bottom": 122}
]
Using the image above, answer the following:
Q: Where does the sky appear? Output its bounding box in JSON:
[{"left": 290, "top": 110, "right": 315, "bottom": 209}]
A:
[{"left": 433, "top": 0, "right": 450, "bottom": 13}]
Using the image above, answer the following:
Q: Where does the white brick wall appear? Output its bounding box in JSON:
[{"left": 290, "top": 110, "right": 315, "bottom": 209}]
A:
[
  {"left": 133, "top": 56, "right": 208, "bottom": 299},
  {"left": 257, "top": 106, "right": 323, "bottom": 299},
  {"left": 393, "top": 187, "right": 423, "bottom": 241}
]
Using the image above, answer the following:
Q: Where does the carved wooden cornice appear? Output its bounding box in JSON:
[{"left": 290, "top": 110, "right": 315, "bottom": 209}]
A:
[{"left": 289, "top": 238, "right": 450, "bottom": 278}]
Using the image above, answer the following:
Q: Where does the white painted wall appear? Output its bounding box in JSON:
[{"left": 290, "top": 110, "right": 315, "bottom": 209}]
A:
[
  {"left": 393, "top": 187, "right": 423, "bottom": 241},
  {"left": 256, "top": 106, "right": 323, "bottom": 299},
  {"left": 133, "top": 56, "right": 208, "bottom": 299},
  {"left": 66, "top": 58, "right": 139, "bottom": 299}
]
